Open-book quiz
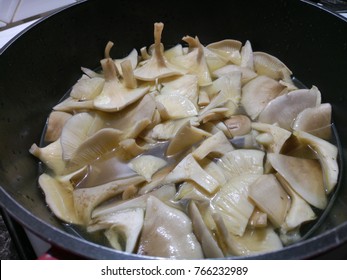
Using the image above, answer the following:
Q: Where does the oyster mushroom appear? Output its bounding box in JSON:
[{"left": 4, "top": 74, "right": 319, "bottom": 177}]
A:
[
  {"left": 294, "top": 130, "right": 338, "bottom": 194},
  {"left": 252, "top": 122, "right": 291, "bottom": 153},
  {"left": 70, "top": 74, "right": 105, "bottom": 100},
  {"left": 164, "top": 153, "right": 220, "bottom": 194},
  {"left": 29, "top": 139, "right": 66, "bottom": 175},
  {"left": 134, "top": 22, "right": 185, "bottom": 81},
  {"left": 137, "top": 196, "right": 204, "bottom": 259},
  {"left": 53, "top": 96, "right": 95, "bottom": 112},
  {"left": 192, "top": 130, "right": 234, "bottom": 160},
  {"left": 38, "top": 172, "right": 83, "bottom": 224},
  {"left": 240, "top": 40, "right": 254, "bottom": 70},
  {"left": 258, "top": 86, "right": 321, "bottom": 130},
  {"left": 129, "top": 155, "right": 167, "bottom": 182},
  {"left": 189, "top": 201, "right": 224, "bottom": 258},
  {"left": 93, "top": 58, "right": 150, "bottom": 112},
  {"left": 44, "top": 111, "right": 72, "bottom": 142},
  {"left": 224, "top": 115, "right": 252, "bottom": 137},
  {"left": 248, "top": 174, "right": 291, "bottom": 228},
  {"left": 212, "top": 64, "right": 257, "bottom": 86},
  {"left": 73, "top": 175, "right": 146, "bottom": 224},
  {"left": 88, "top": 208, "right": 144, "bottom": 253},
  {"left": 241, "top": 75, "right": 286, "bottom": 120},
  {"left": 114, "top": 48, "right": 138, "bottom": 77},
  {"left": 206, "top": 39, "right": 242, "bottom": 65},
  {"left": 292, "top": 103, "right": 332, "bottom": 140},
  {"left": 267, "top": 153, "right": 327, "bottom": 209}
]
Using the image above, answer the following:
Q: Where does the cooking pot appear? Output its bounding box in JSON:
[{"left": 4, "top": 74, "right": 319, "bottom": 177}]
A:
[{"left": 0, "top": 0, "right": 346, "bottom": 260}]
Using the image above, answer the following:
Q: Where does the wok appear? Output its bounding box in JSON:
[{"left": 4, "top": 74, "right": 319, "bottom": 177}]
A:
[{"left": 0, "top": 0, "right": 346, "bottom": 259}]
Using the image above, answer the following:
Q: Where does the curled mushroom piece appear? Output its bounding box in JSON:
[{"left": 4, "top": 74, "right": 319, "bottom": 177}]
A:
[
  {"left": 44, "top": 111, "right": 72, "bottom": 142},
  {"left": 224, "top": 115, "right": 252, "bottom": 137}
]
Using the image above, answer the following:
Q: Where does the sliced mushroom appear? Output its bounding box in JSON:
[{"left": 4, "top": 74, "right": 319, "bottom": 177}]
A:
[
  {"left": 88, "top": 208, "right": 144, "bottom": 253},
  {"left": 267, "top": 153, "right": 327, "bottom": 209},
  {"left": 164, "top": 153, "right": 220, "bottom": 194},
  {"left": 189, "top": 201, "right": 224, "bottom": 258},
  {"left": 38, "top": 173, "right": 82, "bottom": 224},
  {"left": 213, "top": 64, "right": 257, "bottom": 86},
  {"left": 134, "top": 22, "right": 185, "bottom": 81},
  {"left": 192, "top": 130, "right": 234, "bottom": 160},
  {"left": 294, "top": 130, "right": 338, "bottom": 194},
  {"left": 137, "top": 196, "right": 204, "bottom": 259},
  {"left": 258, "top": 86, "right": 321, "bottom": 130},
  {"left": 224, "top": 115, "right": 252, "bottom": 137},
  {"left": 70, "top": 74, "right": 105, "bottom": 100},
  {"left": 93, "top": 58, "right": 150, "bottom": 112},
  {"left": 241, "top": 75, "right": 286, "bottom": 120},
  {"left": 44, "top": 111, "right": 72, "bottom": 142},
  {"left": 53, "top": 96, "right": 95, "bottom": 112},
  {"left": 248, "top": 208, "right": 267, "bottom": 228},
  {"left": 292, "top": 103, "right": 332, "bottom": 140},
  {"left": 129, "top": 155, "right": 167, "bottom": 182},
  {"left": 206, "top": 39, "right": 242, "bottom": 65},
  {"left": 114, "top": 48, "right": 138, "bottom": 77},
  {"left": 240, "top": 40, "right": 254, "bottom": 70},
  {"left": 248, "top": 174, "right": 291, "bottom": 228}
]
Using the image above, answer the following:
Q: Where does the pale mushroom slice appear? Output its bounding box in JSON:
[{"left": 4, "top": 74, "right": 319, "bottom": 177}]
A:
[
  {"left": 38, "top": 173, "right": 83, "bottom": 224},
  {"left": 128, "top": 155, "right": 167, "bottom": 182},
  {"left": 93, "top": 58, "right": 150, "bottom": 112},
  {"left": 44, "top": 111, "right": 72, "bottom": 142},
  {"left": 248, "top": 208, "right": 268, "bottom": 228},
  {"left": 217, "top": 149, "right": 265, "bottom": 180},
  {"left": 276, "top": 173, "right": 316, "bottom": 233},
  {"left": 134, "top": 22, "right": 186, "bottom": 81},
  {"left": 166, "top": 123, "right": 211, "bottom": 156},
  {"left": 114, "top": 48, "right": 138, "bottom": 77},
  {"left": 29, "top": 139, "right": 66, "bottom": 175},
  {"left": 53, "top": 96, "right": 95, "bottom": 112},
  {"left": 206, "top": 39, "right": 242, "bottom": 65},
  {"left": 258, "top": 86, "right": 322, "bottom": 130},
  {"left": 224, "top": 115, "right": 252, "bottom": 137},
  {"left": 92, "top": 184, "right": 176, "bottom": 218},
  {"left": 164, "top": 153, "right": 220, "bottom": 194},
  {"left": 253, "top": 51, "right": 293, "bottom": 82},
  {"left": 87, "top": 208, "right": 144, "bottom": 253},
  {"left": 118, "top": 138, "right": 150, "bottom": 157},
  {"left": 241, "top": 75, "right": 286, "bottom": 120},
  {"left": 292, "top": 103, "right": 332, "bottom": 140},
  {"left": 248, "top": 174, "right": 291, "bottom": 228},
  {"left": 294, "top": 130, "right": 338, "bottom": 194},
  {"left": 60, "top": 111, "right": 104, "bottom": 161},
  {"left": 160, "top": 74, "right": 199, "bottom": 107},
  {"left": 212, "top": 64, "right": 257, "bottom": 85},
  {"left": 70, "top": 74, "right": 105, "bottom": 100},
  {"left": 267, "top": 153, "right": 327, "bottom": 209},
  {"left": 137, "top": 196, "right": 204, "bottom": 259},
  {"left": 252, "top": 122, "right": 291, "bottom": 153},
  {"left": 73, "top": 175, "right": 146, "bottom": 224},
  {"left": 240, "top": 40, "right": 254, "bottom": 70},
  {"left": 68, "top": 128, "right": 123, "bottom": 168},
  {"left": 203, "top": 46, "right": 229, "bottom": 73},
  {"left": 192, "top": 130, "right": 234, "bottom": 160},
  {"left": 210, "top": 174, "right": 260, "bottom": 236},
  {"left": 189, "top": 201, "right": 224, "bottom": 258},
  {"left": 175, "top": 181, "right": 211, "bottom": 202},
  {"left": 170, "top": 36, "right": 212, "bottom": 86},
  {"left": 155, "top": 93, "right": 198, "bottom": 120},
  {"left": 164, "top": 43, "right": 184, "bottom": 61}
]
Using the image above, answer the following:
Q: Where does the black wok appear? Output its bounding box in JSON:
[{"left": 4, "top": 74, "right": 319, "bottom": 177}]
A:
[{"left": 0, "top": 0, "right": 347, "bottom": 259}]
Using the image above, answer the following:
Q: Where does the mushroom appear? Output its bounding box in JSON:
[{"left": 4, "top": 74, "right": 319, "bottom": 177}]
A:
[
  {"left": 293, "top": 130, "right": 338, "bottom": 194},
  {"left": 253, "top": 51, "right": 293, "bottom": 82},
  {"left": 248, "top": 208, "right": 267, "bottom": 228},
  {"left": 53, "top": 96, "right": 95, "bottom": 112},
  {"left": 252, "top": 122, "right": 291, "bottom": 153},
  {"left": 292, "top": 103, "right": 332, "bottom": 140},
  {"left": 224, "top": 115, "right": 252, "bottom": 137},
  {"left": 188, "top": 201, "right": 224, "bottom": 258},
  {"left": 240, "top": 40, "right": 254, "bottom": 70},
  {"left": 73, "top": 175, "right": 146, "bottom": 224},
  {"left": 38, "top": 172, "right": 83, "bottom": 224},
  {"left": 88, "top": 208, "right": 144, "bottom": 253},
  {"left": 267, "top": 153, "right": 327, "bottom": 209},
  {"left": 92, "top": 184, "right": 176, "bottom": 218},
  {"left": 210, "top": 174, "right": 260, "bottom": 236},
  {"left": 166, "top": 123, "right": 211, "bottom": 156},
  {"left": 44, "top": 111, "right": 72, "bottom": 142},
  {"left": 192, "top": 130, "right": 234, "bottom": 160},
  {"left": 137, "top": 196, "right": 204, "bottom": 259},
  {"left": 164, "top": 153, "right": 220, "bottom": 194},
  {"left": 134, "top": 22, "right": 185, "bottom": 81},
  {"left": 70, "top": 74, "right": 105, "bottom": 100},
  {"left": 248, "top": 174, "right": 291, "bottom": 228},
  {"left": 114, "top": 48, "right": 138, "bottom": 77},
  {"left": 241, "top": 75, "right": 286, "bottom": 120},
  {"left": 129, "top": 155, "right": 167, "bottom": 182},
  {"left": 29, "top": 139, "right": 66, "bottom": 175},
  {"left": 93, "top": 58, "right": 150, "bottom": 112},
  {"left": 276, "top": 173, "right": 316, "bottom": 233},
  {"left": 258, "top": 86, "right": 321, "bottom": 130},
  {"left": 206, "top": 39, "right": 242, "bottom": 65},
  {"left": 212, "top": 64, "right": 257, "bottom": 86},
  {"left": 217, "top": 149, "right": 265, "bottom": 180}
]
